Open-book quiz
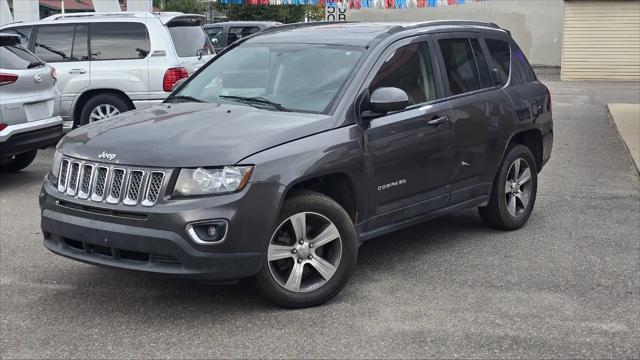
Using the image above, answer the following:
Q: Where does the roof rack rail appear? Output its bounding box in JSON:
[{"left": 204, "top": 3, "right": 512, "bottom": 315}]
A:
[
  {"left": 43, "top": 11, "right": 173, "bottom": 21},
  {"left": 403, "top": 20, "right": 504, "bottom": 31},
  {"left": 255, "top": 21, "right": 357, "bottom": 36}
]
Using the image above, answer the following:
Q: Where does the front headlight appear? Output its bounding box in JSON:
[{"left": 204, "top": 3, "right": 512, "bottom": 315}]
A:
[
  {"left": 50, "top": 149, "right": 62, "bottom": 180},
  {"left": 173, "top": 166, "right": 253, "bottom": 197}
]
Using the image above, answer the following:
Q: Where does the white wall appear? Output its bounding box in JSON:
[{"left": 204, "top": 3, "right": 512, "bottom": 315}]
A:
[{"left": 348, "top": 0, "right": 564, "bottom": 67}]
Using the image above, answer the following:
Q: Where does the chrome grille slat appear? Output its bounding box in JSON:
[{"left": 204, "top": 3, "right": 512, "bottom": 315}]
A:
[
  {"left": 56, "top": 157, "right": 166, "bottom": 207},
  {"left": 66, "top": 162, "right": 81, "bottom": 196},
  {"left": 91, "top": 166, "right": 109, "bottom": 202},
  {"left": 123, "top": 170, "right": 144, "bottom": 206},
  {"left": 58, "top": 159, "right": 70, "bottom": 192},
  {"left": 107, "top": 168, "right": 126, "bottom": 204},
  {"left": 77, "top": 164, "right": 94, "bottom": 199},
  {"left": 142, "top": 172, "right": 164, "bottom": 206}
]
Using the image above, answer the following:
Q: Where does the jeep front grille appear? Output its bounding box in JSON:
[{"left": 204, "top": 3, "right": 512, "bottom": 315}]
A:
[{"left": 57, "top": 157, "right": 166, "bottom": 207}]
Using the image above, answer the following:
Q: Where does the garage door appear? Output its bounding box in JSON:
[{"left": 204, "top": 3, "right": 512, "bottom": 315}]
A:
[{"left": 562, "top": 0, "right": 640, "bottom": 81}]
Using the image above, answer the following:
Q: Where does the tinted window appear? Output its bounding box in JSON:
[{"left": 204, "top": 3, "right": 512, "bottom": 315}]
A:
[
  {"left": 168, "top": 25, "right": 213, "bottom": 57},
  {"left": 0, "top": 44, "right": 40, "bottom": 70},
  {"left": 470, "top": 39, "right": 491, "bottom": 88},
  {"left": 439, "top": 38, "right": 484, "bottom": 95},
  {"left": 72, "top": 24, "right": 89, "bottom": 61},
  {"left": 34, "top": 25, "right": 74, "bottom": 62},
  {"left": 4, "top": 27, "right": 32, "bottom": 47},
  {"left": 227, "top": 26, "right": 261, "bottom": 44},
  {"left": 485, "top": 39, "right": 510, "bottom": 86},
  {"left": 205, "top": 27, "right": 224, "bottom": 46},
  {"left": 512, "top": 43, "right": 536, "bottom": 82},
  {"left": 90, "top": 22, "right": 150, "bottom": 60},
  {"left": 370, "top": 43, "right": 437, "bottom": 106}
]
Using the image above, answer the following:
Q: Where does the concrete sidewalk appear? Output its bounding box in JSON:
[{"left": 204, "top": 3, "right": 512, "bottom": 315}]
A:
[{"left": 608, "top": 103, "right": 640, "bottom": 173}]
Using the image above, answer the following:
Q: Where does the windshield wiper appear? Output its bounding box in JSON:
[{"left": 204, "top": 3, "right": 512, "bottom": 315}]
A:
[
  {"left": 165, "top": 95, "right": 204, "bottom": 103},
  {"left": 219, "top": 95, "right": 289, "bottom": 112}
]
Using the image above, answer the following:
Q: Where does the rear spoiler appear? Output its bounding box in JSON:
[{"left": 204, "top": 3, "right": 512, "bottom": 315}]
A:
[
  {"left": 162, "top": 14, "right": 206, "bottom": 27},
  {"left": 0, "top": 33, "right": 20, "bottom": 46}
]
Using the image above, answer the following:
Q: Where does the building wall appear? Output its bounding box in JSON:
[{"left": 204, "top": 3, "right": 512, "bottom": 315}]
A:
[{"left": 347, "top": 0, "right": 564, "bottom": 67}]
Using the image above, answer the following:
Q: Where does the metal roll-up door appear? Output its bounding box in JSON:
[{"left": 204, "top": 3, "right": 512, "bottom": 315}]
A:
[{"left": 562, "top": 0, "right": 640, "bottom": 81}]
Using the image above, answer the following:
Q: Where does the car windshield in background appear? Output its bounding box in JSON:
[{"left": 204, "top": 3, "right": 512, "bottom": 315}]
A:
[
  {"left": 168, "top": 26, "right": 214, "bottom": 57},
  {"left": 0, "top": 44, "right": 42, "bottom": 70},
  {"left": 173, "top": 44, "right": 363, "bottom": 114}
]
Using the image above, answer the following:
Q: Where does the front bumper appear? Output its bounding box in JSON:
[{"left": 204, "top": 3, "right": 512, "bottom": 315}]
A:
[
  {"left": 40, "top": 179, "right": 285, "bottom": 280},
  {"left": 0, "top": 116, "right": 63, "bottom": 156}
]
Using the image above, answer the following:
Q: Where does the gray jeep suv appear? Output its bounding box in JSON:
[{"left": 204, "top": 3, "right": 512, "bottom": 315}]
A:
[{"left": 40, "top": 22, "right": 553, "bottom": 308}]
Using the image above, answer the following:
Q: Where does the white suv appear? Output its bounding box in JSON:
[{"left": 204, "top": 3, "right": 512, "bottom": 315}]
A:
[{"left": 0, "top": 12, "right": 214, "bottom": 130}]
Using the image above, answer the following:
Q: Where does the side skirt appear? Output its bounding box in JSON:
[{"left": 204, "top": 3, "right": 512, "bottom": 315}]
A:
[{"left": 358, "top": 195, "right": 489, "bottom": 242}]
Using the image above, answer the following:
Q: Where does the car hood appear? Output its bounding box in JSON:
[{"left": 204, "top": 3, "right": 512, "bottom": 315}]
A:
[{"left": 59, "top": 103, "right": 335, "bottom": 168}]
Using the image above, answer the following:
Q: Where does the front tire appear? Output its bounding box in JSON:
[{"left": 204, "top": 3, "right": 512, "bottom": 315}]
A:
[
  {"left": 479, "top": 144, "right": 538, "bottom": 230},
  {"left": 78, "top": 93, "right": 131, "bottom": 127},
  {"left": 0, "top": 150, "right": 37, "bottom": 173},
  {"left": 255, "top": 191, "right": 358, "bottom": 308}
]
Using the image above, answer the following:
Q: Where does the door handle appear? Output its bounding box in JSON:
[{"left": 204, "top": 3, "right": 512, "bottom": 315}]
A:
[
  {"left": 427, "top": 116, "right": 449, "bottom": 127},
  {"left": 68, "top": 68, "right": 87, "bottom": 74}
]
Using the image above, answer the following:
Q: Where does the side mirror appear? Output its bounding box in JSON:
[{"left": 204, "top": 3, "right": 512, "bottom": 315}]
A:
[
  {"left": 172, "top": 78, "right": 187, "bottom": 91},
  {"left": 369, "top": 87, "right": 409, "bottom": 114},
  {"left": 211, "top": 38, "right": 219, "bottom": 47}
]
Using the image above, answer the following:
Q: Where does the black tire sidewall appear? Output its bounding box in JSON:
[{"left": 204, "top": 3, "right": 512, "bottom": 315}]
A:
[
  {"left": 255, "top": 191, "right": 358, "bottom": 308},
  {"left": 0, "top": 150, "right": 37, "bottom": 173},
  {"left": 495, "top": 145, "right": 538, "bottom": 229},
  {"left": 78, "top": 94, "right": 130, "bottom": 127}
]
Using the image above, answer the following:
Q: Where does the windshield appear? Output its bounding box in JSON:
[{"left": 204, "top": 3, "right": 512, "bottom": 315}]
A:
[
  {"left": 172, "top": 43, "right": 364, "bottom": 114},
  {"left": 168, "top": 26, "right": 214, "bottom": 58}
]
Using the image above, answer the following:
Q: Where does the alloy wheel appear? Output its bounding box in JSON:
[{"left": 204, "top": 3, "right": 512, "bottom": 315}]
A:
[
  {"left": 89, "top": 104, "right": 120, "bottom": 123},
  {"left": 504, "top": 158, "right": 533, "bottom": 217},
  {"left": 267, "top": 212, "right": 342, "bottom": 293}
]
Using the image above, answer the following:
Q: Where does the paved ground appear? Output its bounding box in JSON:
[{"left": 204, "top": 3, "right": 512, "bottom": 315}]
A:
[
  {"left": 1, "top": 75, "right": 639, "bottom": 359},
  {"left": 609, "top": 103, "right": 640, "bottom": 173}
]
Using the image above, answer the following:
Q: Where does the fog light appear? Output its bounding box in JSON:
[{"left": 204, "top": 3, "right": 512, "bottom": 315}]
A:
[{"left": 186, "top": 220, "right": 228, "bottom": 245}]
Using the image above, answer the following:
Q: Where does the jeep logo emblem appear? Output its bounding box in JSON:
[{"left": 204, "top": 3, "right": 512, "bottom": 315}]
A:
[{"left": 98, "top": 151, "right": 116, "bottom": 161}]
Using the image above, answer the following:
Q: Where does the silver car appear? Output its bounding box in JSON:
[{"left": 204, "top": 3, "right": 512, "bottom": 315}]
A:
[
  {"left": 0, "top": 12, "right": 214, "bottom": 130},
  {"left": 0, "top": 33, "right": 62, "bottom": 172}
]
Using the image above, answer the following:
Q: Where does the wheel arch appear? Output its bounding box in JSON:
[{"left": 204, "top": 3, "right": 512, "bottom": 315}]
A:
[
  {"left": 72, "top": 89, "right": 135, "bottom": 126},
  {"left": 500, "top": 129, "right": 544, "bottom": 173},
  {"left": 282, "top": 172, "right": 359, "bottom": 225}
]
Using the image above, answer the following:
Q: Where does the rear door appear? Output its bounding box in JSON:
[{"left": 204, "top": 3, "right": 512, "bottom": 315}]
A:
[
  {"left": 88, "top": 22, "right": 150, "bottom": 104},
  {"left": 434, "top": 33, "right": 515, "bottom": 204},
  {"left": 32, "top": 24, "right": 90, "bottom": 120},
  {"left": 166, "top": 17, "right": 214, "bottom": 74},
  {"left": 363, "top": 37, "right": 455, "bottom": 229}
]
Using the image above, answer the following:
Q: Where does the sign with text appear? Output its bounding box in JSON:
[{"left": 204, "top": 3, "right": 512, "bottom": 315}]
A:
[{"left": 325, "top": 0, "right": 349, "bottom": 22}]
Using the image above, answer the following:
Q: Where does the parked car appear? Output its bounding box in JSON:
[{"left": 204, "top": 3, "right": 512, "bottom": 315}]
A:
[
  {"left": 0, "top": 33, "right": 62, "bottom": 172},
  {"left": 0, "top": 12, "right": 214, "bottom": 131},
  {"left": 203, "top": 21, "right": 280, "bottom": 52},
  {"left": 40, "top": 21, "right": 553, "bottom": 308}
]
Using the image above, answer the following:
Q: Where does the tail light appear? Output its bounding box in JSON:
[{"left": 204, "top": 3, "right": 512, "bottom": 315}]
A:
[
  {"left": 50, "top": 67, "right": 57, "bottom": 83},
  {"left": 0, "top": 73, "right": 18, "bottom": 86},
  {"left": 163, "top": 67, "right": 188, "bottom": 92},
  {"left": 543, "top": 84, "right": 552, "bottom": 113},
  {"left": 0, "top": 124, "right": 7, "bottom": 131}
]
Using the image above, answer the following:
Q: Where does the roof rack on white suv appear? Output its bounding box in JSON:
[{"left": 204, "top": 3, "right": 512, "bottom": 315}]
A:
[{"left": 43, "top": 11, "right": 189, "bottom": 21}]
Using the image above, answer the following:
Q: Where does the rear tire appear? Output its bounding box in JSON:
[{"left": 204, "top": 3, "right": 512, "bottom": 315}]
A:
[
  {"left": 78, "top": 93, "right": 131, "bottom": 127},
  {"left": 479, "top": 144, "right": 538, "bottom": 230},
  {"left": 255, "top": 191, "right": 358, "bottom": 308},
  {"left": 0, "top": 150, "right": 37, "bottom": 173}
]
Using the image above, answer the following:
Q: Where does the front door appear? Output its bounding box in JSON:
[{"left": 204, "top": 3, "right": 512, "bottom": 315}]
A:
[{"left": 362, "top": 38, "right": 455, "bottom": 230}]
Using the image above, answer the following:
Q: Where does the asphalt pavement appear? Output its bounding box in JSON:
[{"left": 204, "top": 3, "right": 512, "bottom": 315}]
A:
[{"left": 1, "top": 75, "right": 639, "bottom": 359}]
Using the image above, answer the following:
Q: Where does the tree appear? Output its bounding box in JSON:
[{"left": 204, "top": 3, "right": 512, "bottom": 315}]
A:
[{"left": 153, "top": 0, "right": 207, "bottom": 14}]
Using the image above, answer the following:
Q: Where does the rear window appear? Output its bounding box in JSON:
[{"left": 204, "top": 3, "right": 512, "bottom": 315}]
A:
[
  {"left": 439, "top": 38, "right": 484, "bottom": 95},
  {"left": 0, "top": 44, "right": 40, "bottom": 70},
  {"left": 485, "top": 39, "right": 510, "bottom": 86},
  {"left": 34, "top": 25, "right": 75, "bottom": 62},
  {"left": 90, "top": 22, "right": 150, "bottom": 61},
  {"left": 227, "top": 26, "right": 261, "bottom": 44},
  {"left": 168, "top": 26, "right": 213, "bottom": 58}
]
